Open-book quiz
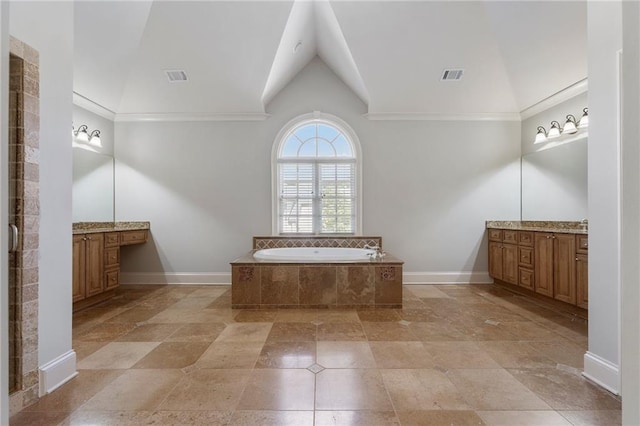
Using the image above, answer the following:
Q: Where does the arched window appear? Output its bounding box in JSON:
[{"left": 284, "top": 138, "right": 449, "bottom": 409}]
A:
[{"left": 272, "top": 112, "right": 361, "bottom": 235}]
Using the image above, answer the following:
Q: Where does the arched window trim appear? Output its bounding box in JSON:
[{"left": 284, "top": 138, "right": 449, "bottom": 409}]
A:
[{"left": 271, "top": 111, "right": 362, "bottom": 235}]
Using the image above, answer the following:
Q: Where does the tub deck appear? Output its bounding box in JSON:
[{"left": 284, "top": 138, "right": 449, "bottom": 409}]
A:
[{"left": 230, "top": 250, "right": 403, "bottom": 309}]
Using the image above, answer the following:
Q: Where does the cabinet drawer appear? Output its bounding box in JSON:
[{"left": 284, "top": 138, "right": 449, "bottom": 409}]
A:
[
  {"left": 488, "top": 229, "right": 503, "bottom": 242},
  {"left": 503, "top": 231, "right": 517, "bottom": 244},
  {"left": 120, "top": 230, "right": 148, "bottom": 246},
  {"left": 518, "top": 231, "right": 534, "bottom": 247},
  {"left": 576, "top": 235, "right": 588, "bottom": 254},
  {"left": 104, "top": 232, "right": 120, "bottom": 248},
  {"left": 519, "top": 268, "right": 534, "bottom": 291},
  {"left": 518, "top": 247, "right": 534, "bottom": 268},
  {"left": 104, "top": 247, "right": 120, "bottom": 267},
  {"left": 104, "top": 269, "right": 119, "bottom": 291}
]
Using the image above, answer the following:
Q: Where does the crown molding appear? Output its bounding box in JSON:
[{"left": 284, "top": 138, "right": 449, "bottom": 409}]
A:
[
  {"left": 520, "top": 79, "right": 588, "bottom": 120},
  {"left": 362, "top": 112, "right": 521, "bottom": 122},
  {"left": 114, "top": 112, "right": 271, "bottom": 122},
  {"left": 72, "top": 92, "right": 116, "bottom": 121}
]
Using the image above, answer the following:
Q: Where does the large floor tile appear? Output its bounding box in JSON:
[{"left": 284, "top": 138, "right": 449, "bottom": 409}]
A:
[
  {"left": 256, "top": 341, "right": 316, "bottom": 368},
  {"left": 316, "top": 369, "right": 393, "bottom": 410},
  {"left": 559, "top": 410, "right": 622, "bottom": 426},
  {"left": 147, "top": 308, "right": 237, "bottom": 324},
  {"left": 74, "top": 323, "right": 137, "bottom": 342},
  {"left": 369, "top": 341, "right": 434, "bottom": 368},
  {"left": 231, "top": 410, "right": 314, "bottom": 425},
  {"left": 408, "top": 321, "right": 472, "bottom": 341},
  {"left": 422, "top": 341, "right": 502, "bottom": 369},
  {"left": 381, "top": 369, "right": 469, "bottom": 410},
  {"left": 478, "top": 410, "right": 572, "bottom": 426},
  {"left": 317, "top": 341, "right": 376, "bottom": 368},
  {"left": 23, "top": 370, "right": 124, "bottom": 412},
  {"left": 79, "top": 369, "right": 184, "bottom": 411},
  {"left": 159, "top": 369, "right": 251, "bottom": 411},
  {"left": 361, "top": 322, "right": 419, "bottom": 341},
  {"left": 215, "top": 322, "right": 272, "bottom": 342},
  {"left": 316, "top": 322, "right": 367, "bottom": 341},
  {"left": 477, "top": 341, "right": 557, "bottom": 369},
  {"left": 528, "top": 340, "right": 586, "bottom": 369},
  {"left": 165, "top": 322, "right": 227, "bottom": 342},
  {"left": 315, "top": 410, "right": 400, "bottom": 425},
  {"left": 77, "top": 342, "right": 160, "bottom": 369},
  {"left": 105, "top": 308, "right": 164, "bottom": 323},
  {"left": 61, "top": 410, "right": 232, "bottom": 426},
  {"left": 447, "top": 369, "right": 551, "bottom": 410},
  {"left": 9, "top": 411, "right": 70, "bottom": 426},
  {"left": 396, "top": 410, "right": 484, "bottom": 426},
  {"left": 132, "top": 342, "right": 210, "bottom": 369},
  {"left": 509, "top": 368, "right": 622, "bottom": 410},
  {"left": 405, "top": 285, "right": 451, "bottom": 299},
  {"left": 237, "top": 369, "right": 315, "bottom": 410},
  {"left": 114, "top": 324, "right": 184, "bottom": 342},
  {"left": 266, "top": 322, "right": 317, "bottom": 342},
  {"left": 196, "top": 341, "right": 263, "bottom": 369}
]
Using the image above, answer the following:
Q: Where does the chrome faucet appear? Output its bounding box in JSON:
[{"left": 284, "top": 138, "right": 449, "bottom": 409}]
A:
[{"left": 365, "top": 244, "right": 386, "bottom": 260}]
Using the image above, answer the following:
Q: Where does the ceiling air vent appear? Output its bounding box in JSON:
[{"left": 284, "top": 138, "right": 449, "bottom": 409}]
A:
[
  {"left": 441, "top": 69, "right": 464, "bottom": 81},
  {"left": 165, "top": 70, "right": 188, "bottom": 83}
]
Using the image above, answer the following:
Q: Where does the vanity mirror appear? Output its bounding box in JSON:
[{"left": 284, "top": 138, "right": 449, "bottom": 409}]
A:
[
  {"left": 521, "top": 136, "right": 587, "bottom": 221},
  {"left": 72, "top": 147, "right": 114, "bottom": 221}
]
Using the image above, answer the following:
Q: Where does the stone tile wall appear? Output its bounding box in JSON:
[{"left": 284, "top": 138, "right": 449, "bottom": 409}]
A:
[
  {"left": 253, "top": 236, "right": 382, "bottom": 250},
  {"left": 8, "top": 36, "right": 40, "bottom": 416}
]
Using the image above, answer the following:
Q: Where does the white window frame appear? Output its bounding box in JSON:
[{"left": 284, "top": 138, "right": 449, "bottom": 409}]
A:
[{"left": 271, "top": 111, "right": 362, "bottom": 235}]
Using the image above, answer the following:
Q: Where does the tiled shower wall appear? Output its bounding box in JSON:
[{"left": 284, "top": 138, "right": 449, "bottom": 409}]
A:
[{"left": 8, "top": 36, "right": 40, "bottom": 415}]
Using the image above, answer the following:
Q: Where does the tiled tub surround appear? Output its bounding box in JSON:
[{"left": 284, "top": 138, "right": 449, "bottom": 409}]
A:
[
  {"left": 253, "top": 236, "right": 382, "bottom": 250},
  {"left": 486, "top": 221, "right": 588, "bottom": 235},
  {"left": 231, "top": 251, "right": 403, "bottom": 309}
]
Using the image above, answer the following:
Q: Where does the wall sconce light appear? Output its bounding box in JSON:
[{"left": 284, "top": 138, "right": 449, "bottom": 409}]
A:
[
  {"left": 89, "top": 130, "right": 102, "bottom": 147},
  {"left": 534, "top": 126, "right": 547, "bottom": 144},
  {"left": 74, "top": 125, "right": 90, "bottom": 143},
  {"left": 578, "top": 107, "right": 588, "bottom": 129},
  {"left": 547, "top": 121, "right": 562, "bottom": 139},
  {"left": 73, "top": 124, "right": 102, "bottom": 148},
  {"left": 562, "top": 115, "right": 578, "bottom": 134},
  {"left": 533, "top": 107, "right": 588, "bottom": 144}
]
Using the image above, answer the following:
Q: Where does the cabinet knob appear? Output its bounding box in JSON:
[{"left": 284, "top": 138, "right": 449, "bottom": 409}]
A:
[{"left": 576, "top": 257, "right": 579, "bottom": 261}]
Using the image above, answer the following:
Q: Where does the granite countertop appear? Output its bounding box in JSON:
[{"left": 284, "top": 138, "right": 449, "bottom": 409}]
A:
[
  {"left": 231, "top": 250, "right": 404, "bottom": 265},
  {"left": 486, "top": 220, "right": 588, "bottom": 235},
  {"left": 73, "top": 221, "right": 150, "bottom": 235}
]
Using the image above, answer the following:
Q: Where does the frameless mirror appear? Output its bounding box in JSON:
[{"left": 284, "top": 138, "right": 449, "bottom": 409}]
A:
[
  {"left": 521, "top": 137, "right": 587, "bottom": 221},
  {"left": 72, "top": 147, "right": 114, "bottom": 221}
]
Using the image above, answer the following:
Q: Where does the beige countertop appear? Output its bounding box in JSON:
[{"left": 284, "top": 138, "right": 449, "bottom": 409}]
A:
[
  {"left": 486, "top": 220, "right": 587, "bottom": 235},
  {"left": 73, "top": 221, "right": 150, "bottom": 235},
  {"left": 231, "top": 250, "right": 404, "bottom": 265}
]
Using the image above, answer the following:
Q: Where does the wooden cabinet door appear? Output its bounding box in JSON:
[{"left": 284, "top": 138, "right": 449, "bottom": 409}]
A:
[
  {"left": 576, "top": 253, "right": 588, "bottom": 309},
  {"left": 534, "top": 233, "right": 554, "bottom": 297},
  {"left": 72, "top": 235, "right": 86, "bottom": 302},
  {"left": 502, "top": 244, "right": 518, "bottom": 285},
  {"left": 85, "top": 233, "right": 105, "bottom": 297},
  {"left": 554, "top": 234, "right": 576, "bottom": 304},
  {"left": 489, "top": 242, "right": 503, "bottom": 280}
]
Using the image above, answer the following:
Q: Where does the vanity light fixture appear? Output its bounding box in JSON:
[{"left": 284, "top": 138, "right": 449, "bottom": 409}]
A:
[
  {"left": 534, "top": 126, "right": 547, "bottom": 144},
  {"left": 562, "top": 115, "right": 578, "bottom": 134},
  {"left": 74, "top": 125, "right": 90, "bottom": 143},
  {"left": 89, "top": 130, "right": 102, "bottom": 147},
  {"left": 547, "top": 121, "right": 562, "bottom": 139},
  {"left": 578, "top": 107, "right": 589, "bottom": 129}
]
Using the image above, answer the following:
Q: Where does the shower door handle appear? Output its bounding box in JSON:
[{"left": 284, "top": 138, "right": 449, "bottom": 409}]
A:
[{"left": 8, "top": 224, "right": 18, "bottom": 253}]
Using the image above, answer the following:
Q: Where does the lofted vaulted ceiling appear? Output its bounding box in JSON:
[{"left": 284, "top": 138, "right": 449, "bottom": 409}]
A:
[{"left": 73, "top": 0, "right": 587, "bottom": 119}]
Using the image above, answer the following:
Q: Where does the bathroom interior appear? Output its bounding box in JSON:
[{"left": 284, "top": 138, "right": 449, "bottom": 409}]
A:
[{"left": 3, "top": 0, "right": 639, "bottom": 424}]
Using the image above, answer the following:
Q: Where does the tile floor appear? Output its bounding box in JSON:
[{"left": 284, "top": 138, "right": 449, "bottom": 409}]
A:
[{"left": 11, "top": 284, "right": 621, "bottom": 425}]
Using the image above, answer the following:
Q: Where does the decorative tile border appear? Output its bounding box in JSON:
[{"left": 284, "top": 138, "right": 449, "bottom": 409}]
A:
[
  {"left": 8, "top": 36, "right": 40, "bottom": 415},
  {"left": 253, "top": 236, "right": 382, "bottom": 250}
]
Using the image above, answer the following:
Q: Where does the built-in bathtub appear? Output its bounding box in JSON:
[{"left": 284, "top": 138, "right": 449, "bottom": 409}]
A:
[
  {"left": 253, "top": 247, "right": 377, "bottom": 262},
  {"left": 230, "top": 237, "right": 403, "bottom": 309}
]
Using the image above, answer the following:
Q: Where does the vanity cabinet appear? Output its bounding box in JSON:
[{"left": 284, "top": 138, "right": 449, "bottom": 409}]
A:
[
  {"left": 73, "top": 233, "right": 105, "bottom": 302},
  {"left": 73, "top": 228, "right": 148, "bottom": 312},
  {"left": 488, "top": 230, "right": 518, "bottom": 285},
  {"left": 488, "top": 227, "right": 587, "bottom": 312}
]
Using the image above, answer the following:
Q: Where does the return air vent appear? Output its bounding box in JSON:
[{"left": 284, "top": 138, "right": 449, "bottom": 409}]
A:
[
  {"left": 441, "top": 69, "right": 464, "bottom": 81},
  {"left": 165, "top": 70, "right": 188, "bottom": 82}
]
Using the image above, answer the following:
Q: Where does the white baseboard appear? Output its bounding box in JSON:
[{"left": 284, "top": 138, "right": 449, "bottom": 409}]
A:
[
  {"left": 403, "top": 271, "right": 492, "bottom": 285},
  {"left": 39, "top": 350, "right": 78, "bottom": 396},
  {"left": 120, "top": 272, "right": 231, "bottom": 285},
  {"left": 121, "top": 271, "right": 491, "bottom": 286},
  {"left": 583, "top": 351, "right": 620, "bottom": 395}
]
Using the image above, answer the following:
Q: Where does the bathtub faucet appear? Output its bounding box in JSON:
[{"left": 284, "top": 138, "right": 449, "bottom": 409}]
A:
[{"left": 365, "top": 244, "right": 386, "bottom": 260}]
